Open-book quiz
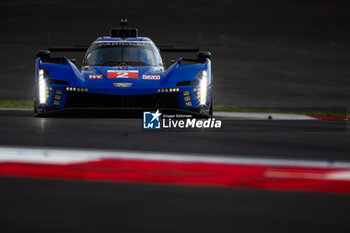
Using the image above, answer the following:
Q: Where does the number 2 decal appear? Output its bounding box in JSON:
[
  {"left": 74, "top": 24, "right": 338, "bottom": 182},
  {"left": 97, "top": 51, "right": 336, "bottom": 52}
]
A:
[
  {"left": 107, "top": 70, "right": 139, "bottom": 79},
  {"left": 116, "top": 72, "right": 128, "bottom": 78}
]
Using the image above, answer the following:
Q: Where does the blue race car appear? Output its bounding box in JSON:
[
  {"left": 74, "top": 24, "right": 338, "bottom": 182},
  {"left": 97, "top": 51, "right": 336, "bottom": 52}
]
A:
[{"left": 34, "top": 19, "right": 212, "bottom": 117}]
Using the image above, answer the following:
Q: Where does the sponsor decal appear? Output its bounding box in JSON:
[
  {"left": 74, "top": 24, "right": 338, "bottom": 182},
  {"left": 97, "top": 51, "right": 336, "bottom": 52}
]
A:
[
  {"left": 143, "top": 110, "right": 222, "bottom": 130},
  {"left": 113, "top": 83, "right": 133, "bottom": 87},
  {"left": 96, "top": 41, "right": 148, "bottom": 47},
  {"left": 143, "top": 75, "right": 160, "bottom": 80},
  {"left": 89, "top": 74, "right": 103, "bottom": 79},
  {"left": 107, "top": 70, "right": 139, "bottom": 79}
]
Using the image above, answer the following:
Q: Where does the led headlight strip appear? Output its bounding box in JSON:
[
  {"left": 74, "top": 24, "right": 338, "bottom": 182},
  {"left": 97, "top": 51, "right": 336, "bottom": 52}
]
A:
[
  {"left": 38, "top": 69, "right": 47, "bottom": 104},
  {"left": 183, "top": 91, "right": 192, "bottom": 106},
  {"left": 194, "top": 70, "right": 209, "bottom": 106},
  {"left": 66, "top": 87, "right": 88, "bottom": 92},
  {"left": 53, "top": 89, "right": 62, "bottom": 105},
  {"left": 199, "top": 70, "right": 208, "bottom": 105},
  {"left": 157, "top": 88, "right": 180, "bottom": 93}
]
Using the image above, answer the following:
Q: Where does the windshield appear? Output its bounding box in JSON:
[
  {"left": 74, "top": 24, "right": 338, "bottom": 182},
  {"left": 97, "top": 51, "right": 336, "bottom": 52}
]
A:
[{"left": 83, "top": 42, "right": 163, "bottom": 67}]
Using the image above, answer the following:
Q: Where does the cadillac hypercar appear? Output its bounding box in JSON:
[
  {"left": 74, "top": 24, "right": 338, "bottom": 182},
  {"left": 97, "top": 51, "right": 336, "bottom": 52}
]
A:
[{"left": 34, "top": 19, "right": 212, "bottom": 117}]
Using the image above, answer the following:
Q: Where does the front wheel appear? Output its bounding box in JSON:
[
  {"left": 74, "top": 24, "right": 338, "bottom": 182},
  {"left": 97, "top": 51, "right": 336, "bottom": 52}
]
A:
[{"left": 33, "top": 98, "right": 45, "bottom": 117}]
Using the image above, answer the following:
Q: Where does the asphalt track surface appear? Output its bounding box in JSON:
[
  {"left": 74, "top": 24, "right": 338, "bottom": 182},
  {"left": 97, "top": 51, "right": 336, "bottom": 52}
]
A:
[
  {"left": 0, "top": 110, "right": 349, "bottom": 232},
  {"left": 0, "top": 110, "right": 348, "bottom": 161},
  {"left": 1, "top": 176, "right": 350, "bottom": 233}
]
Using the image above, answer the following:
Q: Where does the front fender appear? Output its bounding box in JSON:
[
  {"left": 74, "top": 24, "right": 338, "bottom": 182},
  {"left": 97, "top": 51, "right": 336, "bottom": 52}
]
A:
[
  {"left": 162, "top": 59, "right": 211, "bottom": 86},
  {"left": 35, "top": 58, "right": 82, "bottom": 86}
]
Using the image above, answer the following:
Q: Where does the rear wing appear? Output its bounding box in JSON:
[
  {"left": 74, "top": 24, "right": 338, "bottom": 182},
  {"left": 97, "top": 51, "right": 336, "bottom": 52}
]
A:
[
  {"left": 48, "top": 46, "right": 89, "bottom": 52},
  {"left": 47, "top": 46, "right": 200, "bottom": 53},
  {"left": 38, "top": 44, "right": 202, "bottom": 56},
  {"left": 39, "top": 47, "right": 210, "bottom": 64},
  {"left": 158, "top": 46, "right": 199, "bottom": 52},
  {"left": 35, "top": 47, "right": 89, "bottom": 63}
]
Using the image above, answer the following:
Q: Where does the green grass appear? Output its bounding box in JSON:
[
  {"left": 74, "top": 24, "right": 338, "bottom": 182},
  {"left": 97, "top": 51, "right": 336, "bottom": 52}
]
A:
[{"left": 0, "top": 100, "right": 32, "bottom": 109}]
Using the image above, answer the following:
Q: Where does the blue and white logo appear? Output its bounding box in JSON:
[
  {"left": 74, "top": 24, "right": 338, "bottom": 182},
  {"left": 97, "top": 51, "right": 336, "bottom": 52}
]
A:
[{"left": 143, "top": 110, "right": 162, "bottom": 129}]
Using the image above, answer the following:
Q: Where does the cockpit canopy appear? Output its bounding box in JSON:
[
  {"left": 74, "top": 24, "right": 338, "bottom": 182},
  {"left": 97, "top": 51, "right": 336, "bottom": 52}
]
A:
[{"left": 82, "top": 41, "right": 163, "bottom": 67}]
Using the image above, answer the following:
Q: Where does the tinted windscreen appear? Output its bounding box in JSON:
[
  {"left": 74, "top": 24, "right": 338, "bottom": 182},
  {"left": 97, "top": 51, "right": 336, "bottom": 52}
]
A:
[{"left": 83, "top": 42, "right": 159, "bottom": 66}]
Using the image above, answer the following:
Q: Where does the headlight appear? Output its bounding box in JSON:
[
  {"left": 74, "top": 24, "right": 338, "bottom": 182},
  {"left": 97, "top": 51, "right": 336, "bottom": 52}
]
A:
[
  {"left": 38, "top": 69, "right": 47, "bottom": 104},
  {"left": 195, "top": 70, "right": 208, "bottom": 105}
]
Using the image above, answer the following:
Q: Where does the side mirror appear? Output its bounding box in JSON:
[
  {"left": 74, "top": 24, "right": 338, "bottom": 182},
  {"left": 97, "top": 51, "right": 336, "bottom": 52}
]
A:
[
  {"left": 197, "top": 51, "right": 211, "bottom": 63},
  {"left": 36, "top": 50, "right": 51, "bottom": 59}
]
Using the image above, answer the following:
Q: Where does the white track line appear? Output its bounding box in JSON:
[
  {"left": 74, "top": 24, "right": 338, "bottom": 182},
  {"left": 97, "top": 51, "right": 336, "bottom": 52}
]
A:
[{"left": 0, "top": 146, "right": 349, "bottom": 168}]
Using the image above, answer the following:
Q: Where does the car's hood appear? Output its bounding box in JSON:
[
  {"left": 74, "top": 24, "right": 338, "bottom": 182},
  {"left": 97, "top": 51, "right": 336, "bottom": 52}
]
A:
[
  {"left": 72, "top": 66, "right": 167, "bottom": 92},
  {"left": 82, "top": 66, "right": 164, "bottom": 82},
  {"left": 41, "top": 60, "right": 208, "bottom": 91}
]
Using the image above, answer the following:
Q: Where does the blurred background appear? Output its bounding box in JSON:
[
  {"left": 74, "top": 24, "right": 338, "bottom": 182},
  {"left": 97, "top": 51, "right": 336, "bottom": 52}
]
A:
[{"left": 0, "top": 0, "right": 349, "bottom": 108}]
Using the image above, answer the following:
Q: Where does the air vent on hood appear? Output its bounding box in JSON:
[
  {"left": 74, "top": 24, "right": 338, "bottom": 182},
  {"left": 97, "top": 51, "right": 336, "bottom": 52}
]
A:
[
  {"left": 47, "top": 79, "right": 70, "bottom": 85},
  {"left": 176, "top": 80, "right": 199, "bottom": 86}
]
